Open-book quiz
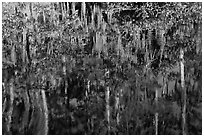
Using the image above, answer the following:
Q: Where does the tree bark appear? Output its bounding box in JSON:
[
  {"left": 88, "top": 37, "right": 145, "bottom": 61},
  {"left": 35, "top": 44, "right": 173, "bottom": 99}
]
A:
[
  {"left": 155, "top": 88, "right": 158, "bottom": 135},
  {"left": 21, "top": 90, "right": 30, "bottom": 134},
  {"left": 22, "top": 28, "right": 27, "bottom": 65},
  {"left": 106, "top": 86, "right": 110, "bottom": 134},
  {"left": 39, "top": 89, "right": 49, "bottom": 135},
  {"left": 105, "top": 69, "right": 110, "bottom": 134},
  {"left": 180, "top": 47, "right": 186, "bottom": 135},
  {"left": 72, "top": 2, "right": 75, "bottom": 15},
  {"left": 115, "top": 90, "right": 120, "bottom": 125},
  {"left": 86, "top": 80, "right": 90, "bottom": 134},
  {"left": 81, "top": 2, "right": 88, "bottom": 32},
  {"left": 36, "top": 90, "right": 48, "bottom": 135},
  {"left": 62, "top": 55, "right": 67, "bottom": 94},
  {"left": 5, "top": 79, "right": 14, "bottom": 134},
  {"left": 28, "top": 89, "right": 48, "bottom": 135}
]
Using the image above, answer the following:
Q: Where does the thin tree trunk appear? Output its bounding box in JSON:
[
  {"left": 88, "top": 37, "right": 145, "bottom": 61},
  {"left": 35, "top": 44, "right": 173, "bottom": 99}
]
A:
[
  {"left": 72, "top": 2, "right": 75, "bottom": 15},
  {"left": 106, "top": 86, "right": 110, "bottom": 134},
  {"left": 105, "top": 69, "right": 110, "bottom": 134},
  {"left": 21, "top": 90, "right": 30, "bottom": 134},
  {"left": 62, "top": 2, "right": 66, "bottom": 21},
  {"left": 115, "top": 90, "right": 120, "bottom": 125},
  {"left": 22, "top": 28, "right": 27, "bottom": 65},
  {"left": 159, "top": 29, "right": 165, "bottom": 67},
  {"left": 81, "top": 2, "right": 88, "bottom": 32},
  {"left": 155, "top": 88, "right": 159, "bottom": 135},
  {"left": 108, "top": 9, "right": 113, "bottom": 24},
  {"left": 86, "top": 80, "right": 90, "bottom": 134},
  {"left": 62, "top": 55, "right": 67, "bottom": 94},
  {"left": 180, "top": 47, "right": 186, "bottom": 135},
  {"left": 5, "top": 78, "right": 14, "bottom": 134},
  {"left": 38, "top": 89, "right": 49, "bottom": 135},
  {"left": 4, "top": 32, "right": 17, "bottom": 134},
  {"left": 97, "top": 5, "right": 102, "bottom": 30}
]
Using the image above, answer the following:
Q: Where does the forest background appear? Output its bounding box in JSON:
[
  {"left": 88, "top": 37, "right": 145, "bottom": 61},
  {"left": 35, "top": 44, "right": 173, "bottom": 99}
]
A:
[{"left": 1, "top": 2, "right": 202, "bottom": 135}]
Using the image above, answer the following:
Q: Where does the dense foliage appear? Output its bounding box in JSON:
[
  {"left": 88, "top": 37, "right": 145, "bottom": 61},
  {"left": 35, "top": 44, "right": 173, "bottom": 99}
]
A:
[{"left": 2, "top": 2, "right": 202, "bottom": 135}]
